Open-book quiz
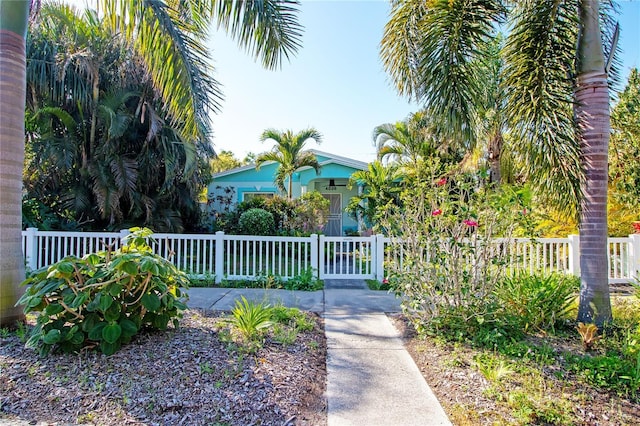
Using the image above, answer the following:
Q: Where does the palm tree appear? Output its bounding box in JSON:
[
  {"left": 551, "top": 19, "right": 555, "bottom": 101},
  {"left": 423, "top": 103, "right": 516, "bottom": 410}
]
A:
[
  {"left": 24, "top": 4, "right": 215, "bottom": 232},
  {"left": 374, "top": 111, "right": 434, "bottom": 166},
  {"left": 373, "top": 111, "right": 462, "bottom": 178},
  {"left": 381, "top": 0, "right": 617, "bottom": 325},
  {"left": 0, "top": 0, "right": 30, "bottom": 325},
  {"left": 346, "top": 161, "right": 403, "bottom": 232},
  {"left": 256, "top": 128, "right": 323, "bottom": 199},
  {"left": 0, "top": 0, "right": 303, "bottom": 325}
]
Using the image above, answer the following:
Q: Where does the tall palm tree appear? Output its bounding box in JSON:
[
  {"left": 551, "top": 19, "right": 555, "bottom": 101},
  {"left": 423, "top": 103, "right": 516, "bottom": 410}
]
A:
[
  {"left": 0, "top": 0, "right": 31, "bottom": 325},
  {"left": 256, "top": 128, "right": 323, "bottom": 199},
  {"left": 0, "top": 0, "right": 303, "bottom": 325},
  {"left": 381, "top": 0, "right": 617, "bottom": 325}
]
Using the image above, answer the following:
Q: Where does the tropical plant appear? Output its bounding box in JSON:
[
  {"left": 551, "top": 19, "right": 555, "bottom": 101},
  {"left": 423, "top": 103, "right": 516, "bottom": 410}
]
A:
[
  {"left": 227, "top": 296, "right": 275, "bottom": 341},
  {"left": 286, "top": 191, "right": 330, "bottom": 235},
  {"left": 0, "top": 0, "right": 302, "bottom": 325},
  {"left": 494, "top": 273, "right": 579, "bottom": 333},
  {"left": 382, "top": 164, "right": 526, "bottom": 339},
  {"left": 24, "top": 3, "right": 214, "bottom": 232},
  {"left": 17, "top": 227, "right": 190, "bottom": 356},
  {"left": 609, "top": 68, "right": 640, "bottom": 220},
  {"left": 346, "top": 161, "right": 403, "bottom": 232},
  {"left": 380, "top": 0, "right": 619, "bottom": 326},
  {"left": 255, "top": 128, "right": 323, "bottom": 198}
]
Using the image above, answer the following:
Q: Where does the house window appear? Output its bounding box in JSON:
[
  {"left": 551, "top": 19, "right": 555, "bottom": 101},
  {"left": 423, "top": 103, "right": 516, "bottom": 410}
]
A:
[{"left": 243, "top": 192, "right": 275, "bottom": 202}]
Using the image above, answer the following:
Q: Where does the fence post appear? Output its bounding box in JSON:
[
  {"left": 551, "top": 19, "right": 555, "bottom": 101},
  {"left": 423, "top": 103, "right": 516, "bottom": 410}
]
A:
[
  {"left": 24, "top": 227, "right": 38, "bottom": 271},
  {"left": 568, "top": 234, "right": 580, "bottom": 277},
  {"left": 119, "top": 229, "right": 130, "bottom": 248},
  {"left": 629, "top": 234, "right": 640, "bottom": 280},
  {"left": 375, "top": 234, "right": 385, "bottom": 282},
  {"left": 310, "top": 234, "right": 319, "bottom": 280},
  {"left": 214, "top": 231, "right": 225, "bottom": 284}
]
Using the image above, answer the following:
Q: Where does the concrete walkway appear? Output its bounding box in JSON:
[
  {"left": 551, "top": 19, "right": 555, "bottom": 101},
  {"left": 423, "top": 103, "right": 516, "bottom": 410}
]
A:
[{"left": 186, "top": 280, "right": 452, "bottom": 426}]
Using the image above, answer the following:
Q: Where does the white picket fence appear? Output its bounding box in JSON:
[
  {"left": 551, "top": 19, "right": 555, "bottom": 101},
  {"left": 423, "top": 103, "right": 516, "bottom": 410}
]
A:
[{"left": 21, "top": 228, "right": 640, "bottom": 284}]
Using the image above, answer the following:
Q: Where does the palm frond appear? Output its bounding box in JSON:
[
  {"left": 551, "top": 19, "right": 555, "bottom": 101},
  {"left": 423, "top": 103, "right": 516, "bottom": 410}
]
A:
[
  {"left": 214, "top": 0, "right": 303, "bottom": 69},
  {"left": 503, "top": 0, "right": 582, "bottom": 217},
  {"left": 100, "top": 0, "right": 218, "bottom": 142}
]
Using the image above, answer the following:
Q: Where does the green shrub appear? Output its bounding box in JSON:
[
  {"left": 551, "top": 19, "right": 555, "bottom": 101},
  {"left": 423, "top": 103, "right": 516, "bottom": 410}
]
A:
[
  {"left": 238, "top": 208, "right": 275, "bottom": 235},
  {"left": 286, "top": 191, "right": 330, "bottom": 235},
  {"left": 382, "top": 164, "right": 530, "bottom": 341},
  {"left": 283, "top": 268, "right": 322, "bottom": 291},
  {"left": 17, "top": 227, "right": 189, "bottom": 356},
  {"left": 494, "top": 272, "right": 579, "bottom": 333}
]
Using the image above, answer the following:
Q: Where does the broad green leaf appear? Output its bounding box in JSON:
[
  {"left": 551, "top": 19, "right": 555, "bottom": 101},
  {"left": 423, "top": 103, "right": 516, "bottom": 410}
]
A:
[
  {"left": 98, "top": 294, "right": 114, "bottom": 313},
  {"left": 119, "top": 318, "right": 138, "bottom": 338},
  {"left": 108, "top": 283, "right": 124, "bottom": 297},
  {"left": 33, "top": 280, "right": 62, "bottom": 298},
  {"left": 100, "top": 340, "right": 120, "bottom": 356},
  {"left": 102, "top": 323, "right": 122, "bottom": 344},
  {"left": 152, "top": 313, "right": 170, "bottom": 330},
  {"left": 70, "top": 292, "right": 90, "bottom": 309},
  {"left": 120, "top": 261, "right": 139, "bottom": 275},
  {"left": 44, "top": 303, "right": 64, "bottom": 316},
  {"left": 42, "top": 329, "right": 61, "bottom": 345},
  {"left": 62, "top": 291, "right": 76, "bottom": 305},
  {"left": 140, "top": 258, "right": 159, "bottom": 275},
  {"left": 37, "top": 314, "right": 50, "bottom": 325},
  {"left": 88, "top": 323, "right": 107, "bottom": 341},
  {"left": 56, "top": 261, "right": 75, "bottom": 275},
  {"left": 26, "top": 333, "right": 41, "bottom": 349},
  {"left": 81, "top": 313, "right": 99, "bottom": 333},
  {"left": 85, "top": 253, "right": 101, "bottom": 265},
  {"left": 104, "top": 303, "right": 122, "bottom": 322},
  {"left": 141, "top": 293, "right": 161, "bottom": 311},
  {"left": 27, "top": 296, "right": 42, "bottom": 308}
]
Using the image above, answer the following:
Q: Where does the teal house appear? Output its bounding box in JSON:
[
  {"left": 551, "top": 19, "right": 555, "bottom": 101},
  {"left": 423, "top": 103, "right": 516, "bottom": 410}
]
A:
[{"left": 208, "top": 150, "right": 368, "bottom": 236}]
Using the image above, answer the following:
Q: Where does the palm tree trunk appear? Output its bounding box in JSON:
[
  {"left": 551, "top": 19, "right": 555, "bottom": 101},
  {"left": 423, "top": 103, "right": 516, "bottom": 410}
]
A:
[
  {"left": 0, "top": 2, "right": 29, "bottom": 325},
  {"left": 575, "top": 0, "right": 612, "bottom": 326},
  {"left": 487, "top": 132, "right": 502, "bottom": 184}
]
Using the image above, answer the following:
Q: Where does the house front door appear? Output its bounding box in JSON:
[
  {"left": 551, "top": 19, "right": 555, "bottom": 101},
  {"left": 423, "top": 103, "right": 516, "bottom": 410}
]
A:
[{"left": 322, "top": 193, "right": 342, "bottom": 236}]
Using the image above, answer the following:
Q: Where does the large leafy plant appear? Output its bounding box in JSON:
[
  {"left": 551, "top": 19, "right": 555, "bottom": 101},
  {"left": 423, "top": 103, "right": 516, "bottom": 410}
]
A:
[
  {"left": 18, "top": 228, "right": 189, "bottom": 356},
  {"left": 382, "top": 163, "right": 529, "bottom": 338}
]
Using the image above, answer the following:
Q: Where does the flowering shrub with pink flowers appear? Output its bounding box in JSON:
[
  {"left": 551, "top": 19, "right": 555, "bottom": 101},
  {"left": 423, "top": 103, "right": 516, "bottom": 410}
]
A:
[{"left": 381, "top": 163, "right": 531, "bottom": 339}]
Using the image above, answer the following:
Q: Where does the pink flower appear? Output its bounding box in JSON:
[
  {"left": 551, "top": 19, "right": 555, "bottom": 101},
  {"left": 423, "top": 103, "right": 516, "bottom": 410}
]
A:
[
  {"left": 436, "top": 178, "right": 447, "bottom": 187},
  {"left": 432, "top": 209, "right": 442, "bottom": 216},
  {"left": 463, "top": 219, "right": 478, "bottom": 227},
  {"left": 382, "top": 278, "right": 389, "bottom": 284},
  {"left": 521, "top": 208, "right": 528, "bottom": 215}
]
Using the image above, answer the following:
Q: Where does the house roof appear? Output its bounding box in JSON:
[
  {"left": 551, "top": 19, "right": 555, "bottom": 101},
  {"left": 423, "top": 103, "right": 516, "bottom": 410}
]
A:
[{"left": 211, "top": 149, "right": 368, "bottom": 179}]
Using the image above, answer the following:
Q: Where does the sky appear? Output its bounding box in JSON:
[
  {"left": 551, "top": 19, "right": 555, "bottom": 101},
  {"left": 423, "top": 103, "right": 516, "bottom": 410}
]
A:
[
  {"left": 207, "top": 1, "right": 640, "bottom": 163},
  {"left": 67, "top": 0, "right": 640, "bottom": 163}
]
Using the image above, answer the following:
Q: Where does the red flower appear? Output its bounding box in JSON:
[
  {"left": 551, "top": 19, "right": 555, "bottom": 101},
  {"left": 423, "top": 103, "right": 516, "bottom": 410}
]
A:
[
  {"left": 432, "top": 209, "right": 442, "bottom": 216},
  {"left": 521, "top": 208, "right": 528, "bottom": 215},
  {"left": 633, "top": 222, "right": 640, "bottom": 233},
  {"left": 436, "top": 178, "right": 447, "bottom": 186},
  {"left": 382, "top": 278, "right": 389, "bottom": 284},
  {"left": 463, "top": 219, "right": 478, "bottom": 227}
]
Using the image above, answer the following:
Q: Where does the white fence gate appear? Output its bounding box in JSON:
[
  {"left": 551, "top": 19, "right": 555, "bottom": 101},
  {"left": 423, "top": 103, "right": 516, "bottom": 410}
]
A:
[{"left": 21, "top": 228, "right": 640, "bottom": 284}]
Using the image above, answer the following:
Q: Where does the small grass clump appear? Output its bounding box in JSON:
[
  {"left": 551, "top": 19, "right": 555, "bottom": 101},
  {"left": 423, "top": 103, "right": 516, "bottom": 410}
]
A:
[{"left": 220, "top": 298, "right": 317, "bottom": 353}]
